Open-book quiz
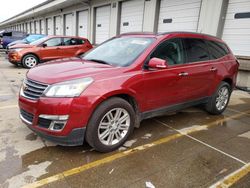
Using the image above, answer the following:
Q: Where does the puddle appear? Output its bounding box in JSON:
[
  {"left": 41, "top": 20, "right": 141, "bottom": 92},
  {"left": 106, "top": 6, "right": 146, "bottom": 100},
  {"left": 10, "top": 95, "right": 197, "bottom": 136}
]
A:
[{"left": 25, "top": 133, "right": 38, "bottom": 141}]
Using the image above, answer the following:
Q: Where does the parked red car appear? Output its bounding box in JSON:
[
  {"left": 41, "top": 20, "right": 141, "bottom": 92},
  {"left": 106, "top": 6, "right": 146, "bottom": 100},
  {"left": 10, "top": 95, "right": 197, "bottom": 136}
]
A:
[
  {"left": 19, "top": 32, "right": 239, "bottom": 152},
  {"left": 8, "top": 35, "right": 92, "bottom": 68}
]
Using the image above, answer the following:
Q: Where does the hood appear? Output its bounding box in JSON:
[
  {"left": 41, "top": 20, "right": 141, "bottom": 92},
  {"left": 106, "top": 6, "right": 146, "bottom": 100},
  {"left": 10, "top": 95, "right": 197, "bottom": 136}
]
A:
[
  {"left": 27, "top": 57, "right": 119, "bottom": 84},
  {"left": 8, "top": 40, "right": 26, "bottom": 47},
  {"left": 9, "top": 43, "right": 34, "bottom": 49}
]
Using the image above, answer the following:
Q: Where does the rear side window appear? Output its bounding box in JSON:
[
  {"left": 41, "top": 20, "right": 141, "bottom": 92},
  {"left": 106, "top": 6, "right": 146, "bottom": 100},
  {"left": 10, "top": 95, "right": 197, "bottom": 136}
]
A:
[
  {"left": 183, "top": 38, "right": 210, "bottom": 63},
  {"left": 77, "top": 39, "right": 85, "bottom": 44},
  {"left": 206, "top": 40, "right": 229, "bottom": 59},
  {"left": 63, "top": 38, "right": 85, "bottom": 45}
]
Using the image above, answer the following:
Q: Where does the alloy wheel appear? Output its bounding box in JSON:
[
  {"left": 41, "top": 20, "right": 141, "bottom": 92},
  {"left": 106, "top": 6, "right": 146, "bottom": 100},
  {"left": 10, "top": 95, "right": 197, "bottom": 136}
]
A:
[
  {"left": 98, "top": 108, "right": 130, "bottom": 146},
  {"left": 215, "top": 86, "right": 229, "bottom": 111}
]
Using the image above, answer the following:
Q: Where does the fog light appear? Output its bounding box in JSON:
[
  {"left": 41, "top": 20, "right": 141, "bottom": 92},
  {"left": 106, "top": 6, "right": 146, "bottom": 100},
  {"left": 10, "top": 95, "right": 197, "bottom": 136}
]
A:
[{"left": 39, "top": 115, "right": 69, "bottom": 131}]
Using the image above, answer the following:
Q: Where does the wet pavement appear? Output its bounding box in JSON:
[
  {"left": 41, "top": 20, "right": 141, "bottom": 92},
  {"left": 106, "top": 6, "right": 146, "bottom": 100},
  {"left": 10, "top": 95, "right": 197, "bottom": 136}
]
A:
[{"left": 0, "top": 52, "right": 249, "bottom": 188}]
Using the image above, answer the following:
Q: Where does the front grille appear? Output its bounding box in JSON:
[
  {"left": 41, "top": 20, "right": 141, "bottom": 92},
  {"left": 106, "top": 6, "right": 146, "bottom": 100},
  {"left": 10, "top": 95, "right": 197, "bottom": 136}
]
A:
[
  {"left": 22, "top": 79, "right": 48, "bottom": 100},
  {"left": 20, "top": 109, "right": 34, "bottom": 124},
  {"left": 38, "top": 117, "right": 52, "bottom": 129}
]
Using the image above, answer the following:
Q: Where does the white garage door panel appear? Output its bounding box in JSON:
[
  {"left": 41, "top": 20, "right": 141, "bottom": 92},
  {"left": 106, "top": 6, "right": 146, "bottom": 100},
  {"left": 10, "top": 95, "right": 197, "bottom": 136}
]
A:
[
  {"left": 41, "top": 20, "right": 45, "bottom": 34},
  {"left": 31, "top": 22, "right": 35, "bottom": 33},
  {"left": 222, "top": 0, "right": 250, "bottom": 56},
  {"left": 46, "top": 18, "right": 53, "bottom": 35},
  {"left": 65, "top": 14, "right": 73, "bottom": 36},
  {"left": 95, "top": 5, "right": 111, "bottom": 44},
  {"left": 27, "top": 23, "right": 30, "bottom": 33},
  {"left": 78, "top": 10, "right": 88, "bottom": 37},
  {"left": 120, "top": 0, "right": 144, "bottom": 34},
  {"left": 158, "top": 0, "right": 202, "bottom": 32},
  {"left": 55, "top": 16, "right": 62, "bottom": 35}
]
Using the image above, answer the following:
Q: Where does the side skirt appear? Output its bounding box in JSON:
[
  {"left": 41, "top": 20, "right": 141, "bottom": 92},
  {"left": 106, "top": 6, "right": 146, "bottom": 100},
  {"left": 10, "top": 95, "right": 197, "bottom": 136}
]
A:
[{"left": 140, "top": 97, "right": 210, "bottom": 121}]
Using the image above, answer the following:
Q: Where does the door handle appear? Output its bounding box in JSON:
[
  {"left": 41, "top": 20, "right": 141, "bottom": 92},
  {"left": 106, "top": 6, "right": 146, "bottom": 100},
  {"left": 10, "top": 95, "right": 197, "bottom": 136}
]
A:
[
  {"left": 178, "top": 72, "right": 189, "bottom": 76},
  {"left": 210, "top": 67, "right": 217, "bottom": 72}
]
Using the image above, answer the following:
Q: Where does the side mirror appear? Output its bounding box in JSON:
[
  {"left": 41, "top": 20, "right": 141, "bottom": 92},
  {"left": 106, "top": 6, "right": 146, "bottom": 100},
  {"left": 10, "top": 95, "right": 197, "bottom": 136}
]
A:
[
  {"left": 148, "top": 58, "right": 168, "bottom": 69},
  {"left": 42, "top": 43, "right": 47, "bottom": 48}
]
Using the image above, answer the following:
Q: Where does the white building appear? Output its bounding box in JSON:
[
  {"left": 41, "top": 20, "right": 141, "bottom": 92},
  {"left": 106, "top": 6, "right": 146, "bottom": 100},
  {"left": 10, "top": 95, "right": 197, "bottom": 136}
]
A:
[{"left": 0, "top": 0, "right": 250, "bottom": 57}]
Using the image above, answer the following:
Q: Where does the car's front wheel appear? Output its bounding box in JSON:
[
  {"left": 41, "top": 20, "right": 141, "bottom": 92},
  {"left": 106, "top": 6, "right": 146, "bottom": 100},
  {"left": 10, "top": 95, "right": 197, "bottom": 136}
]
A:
[
  {"left": 22, "top": 54, "right": 39, "bottom": 69},
  {"left": 86, "top": 97, "right": 135, "bottom": 152},
  {"left": 205, "top": 81, "right": 231, "bottom": 115}
]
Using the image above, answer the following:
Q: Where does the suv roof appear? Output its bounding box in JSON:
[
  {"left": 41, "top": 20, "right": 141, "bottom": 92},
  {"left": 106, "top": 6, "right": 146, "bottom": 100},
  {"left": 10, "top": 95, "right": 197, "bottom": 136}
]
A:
[{"left": 119, "top": 31, "right": 224, "bottom": 43}]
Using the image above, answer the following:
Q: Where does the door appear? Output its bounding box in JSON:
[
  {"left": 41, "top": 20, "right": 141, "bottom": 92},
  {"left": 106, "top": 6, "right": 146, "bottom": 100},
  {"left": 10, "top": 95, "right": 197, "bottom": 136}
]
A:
[
  {"left": 119, "top": 0, "right": 144, "bottom": 34},
  {"left": 59, "top": 37, "right": 82, "bottom": 58},
  {"left": 77, "top": 10, "right": 88, "bottom": 37},
  {"left": 222, "top": 0, "right": 250, "bottom": 56},
  {"left": 35, "top": 21, "right": 40, "bottom": 34},
  {"left": 95, "top": 5, "right": 111, "bottom": 44},
  {"left": 39, "top": 37, "right": 63, "bottom": 61},
  {"left": 143, "top": 38, "right": 188, "bottom": 110},
  {"left": 157, "top": 0, "right": 202, "bottom": 32},
  {"left": 41, "top": 20, "right": 45, "bottom": 34},
  {"left": 55, "top": 16, "right": 62, "bottom": 35},
  {"left": 65, "top": 14, "right": 73, "bottom": 36},
  {"left": 31, "top": 22, "right": 34, "bottom": 33},
  {"left": 46, "top": 18, "right": 53, "bottom": 35},
  {"left": 181, "top": 38, "right": 215, "bottom": 101},
  {"left": 27, "top": 23, "right": 30, "bottom": 33}
]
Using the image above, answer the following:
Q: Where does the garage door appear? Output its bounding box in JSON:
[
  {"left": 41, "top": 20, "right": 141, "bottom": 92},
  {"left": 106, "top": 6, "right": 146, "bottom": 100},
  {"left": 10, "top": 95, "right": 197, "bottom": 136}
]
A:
[
  {"left": 46, "top": 18, "right": 53, "bottom": 35},
  {"left": 31, "top": 21, "right": 35, "bottom": 33},
  {"left": 95, "top": 5, "right": 111, "bottom": 44},
  {"left": 55, "top": 16, "right": 62, "bottom": 35},
  {"left": 65, "top": 14, "right": 73, "bottom": 36},
  {"left": 77, "top": 10, "right": 88, "bottom": 37},
  {"left": 35, "top": 21, "right": 40, "bottom": 34},
  {"left": 222, "top": 0, "right": 250, "bottom": 56},
  {"left": 158, "top": 0, "right": 202, "bottom": 32},
  {"left": 27, "top": 23, "right": 30, "bottom": 33},
  {"left": 120, "top": 0, "right": 145, "bottom": 34},
  {"left": 41, "top": 20, "right": 45, "bottom": 34}
]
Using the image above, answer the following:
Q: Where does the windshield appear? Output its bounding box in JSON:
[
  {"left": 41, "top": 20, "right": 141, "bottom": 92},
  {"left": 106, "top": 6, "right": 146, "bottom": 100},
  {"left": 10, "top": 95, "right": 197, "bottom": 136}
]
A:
[
  {"left": 83, "top": 37, "right": 155, "bottom": 67},
  {"left": 30, "top": 37, "right": 48, "bottom": 45},
  {"left": 25, "top": 35, "right": 46, "bottom": 43}
]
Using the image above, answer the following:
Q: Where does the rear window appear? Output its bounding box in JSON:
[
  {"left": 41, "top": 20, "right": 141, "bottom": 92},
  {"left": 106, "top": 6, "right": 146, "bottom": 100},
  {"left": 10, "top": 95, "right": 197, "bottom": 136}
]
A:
[
  {"left": 206, "top": 40, "right": 229, "bottom": 59},
  {"left": 183, "top": 38, "right": 210, "bottom": 63}
]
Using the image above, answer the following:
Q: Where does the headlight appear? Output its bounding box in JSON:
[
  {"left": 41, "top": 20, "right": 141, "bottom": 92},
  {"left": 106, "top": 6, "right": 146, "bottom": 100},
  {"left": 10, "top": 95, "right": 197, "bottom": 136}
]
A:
[{"left": 44, "top": 77, "right": 94, "bottom": 97}]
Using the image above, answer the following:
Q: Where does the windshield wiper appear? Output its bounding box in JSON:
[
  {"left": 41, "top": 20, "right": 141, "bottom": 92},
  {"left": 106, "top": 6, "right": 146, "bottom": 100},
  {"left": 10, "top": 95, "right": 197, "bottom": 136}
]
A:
[{"left": 86, "top": 59, "right": 112, "bottom": 66}]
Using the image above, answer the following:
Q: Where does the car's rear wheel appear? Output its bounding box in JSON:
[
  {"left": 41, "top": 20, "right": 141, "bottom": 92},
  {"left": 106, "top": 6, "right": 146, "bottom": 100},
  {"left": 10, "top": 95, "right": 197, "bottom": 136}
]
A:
[
  {"left": 86, "top": 97, "right": 135, "bottom": 152},
  {"left": 22, "top": 54, "right": 39, "bottom": 69},
  {"left": 205, "top": 81, "right": 231, "bottom": 115}
]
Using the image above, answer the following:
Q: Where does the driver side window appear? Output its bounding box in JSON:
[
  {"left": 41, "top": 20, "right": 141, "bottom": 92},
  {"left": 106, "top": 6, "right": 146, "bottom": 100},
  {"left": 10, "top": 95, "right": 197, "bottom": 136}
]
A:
[
  {"left": 43, "top": 38, "right": 62, "bottom": 47},
  {"left": 151, "top": 38, "right": 184, "bottom": 66}
]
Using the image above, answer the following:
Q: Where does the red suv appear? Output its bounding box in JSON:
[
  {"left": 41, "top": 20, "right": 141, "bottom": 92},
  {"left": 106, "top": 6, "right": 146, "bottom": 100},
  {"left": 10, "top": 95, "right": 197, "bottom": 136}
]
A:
[
  {"left": 8, "top": 35, "right": 92, "bottom": 68},
  {"left": 19, "top": 32, "right": 239, "bottom": 152}
]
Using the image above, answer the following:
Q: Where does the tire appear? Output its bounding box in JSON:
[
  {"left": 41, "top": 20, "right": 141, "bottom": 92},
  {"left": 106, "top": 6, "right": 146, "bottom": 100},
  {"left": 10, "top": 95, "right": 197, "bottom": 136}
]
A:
[
  {"left": 22, "top": 54, "right": 39, "bottom": 69},
  {"left": 205, "top": 81, "right": 231, "bottom": 115},
  {"left": 86, "top": 97, "right": 135, "bottom": 152}
]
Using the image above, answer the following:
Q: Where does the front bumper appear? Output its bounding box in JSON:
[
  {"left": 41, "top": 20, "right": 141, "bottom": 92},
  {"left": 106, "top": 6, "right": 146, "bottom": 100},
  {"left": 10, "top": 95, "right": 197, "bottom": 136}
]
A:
[
  {"left": 23, "top": 117, "right": 86, "bottom": 146},
  {"left": 19, "top": 95, "right": 93, "bottom": 146}
]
